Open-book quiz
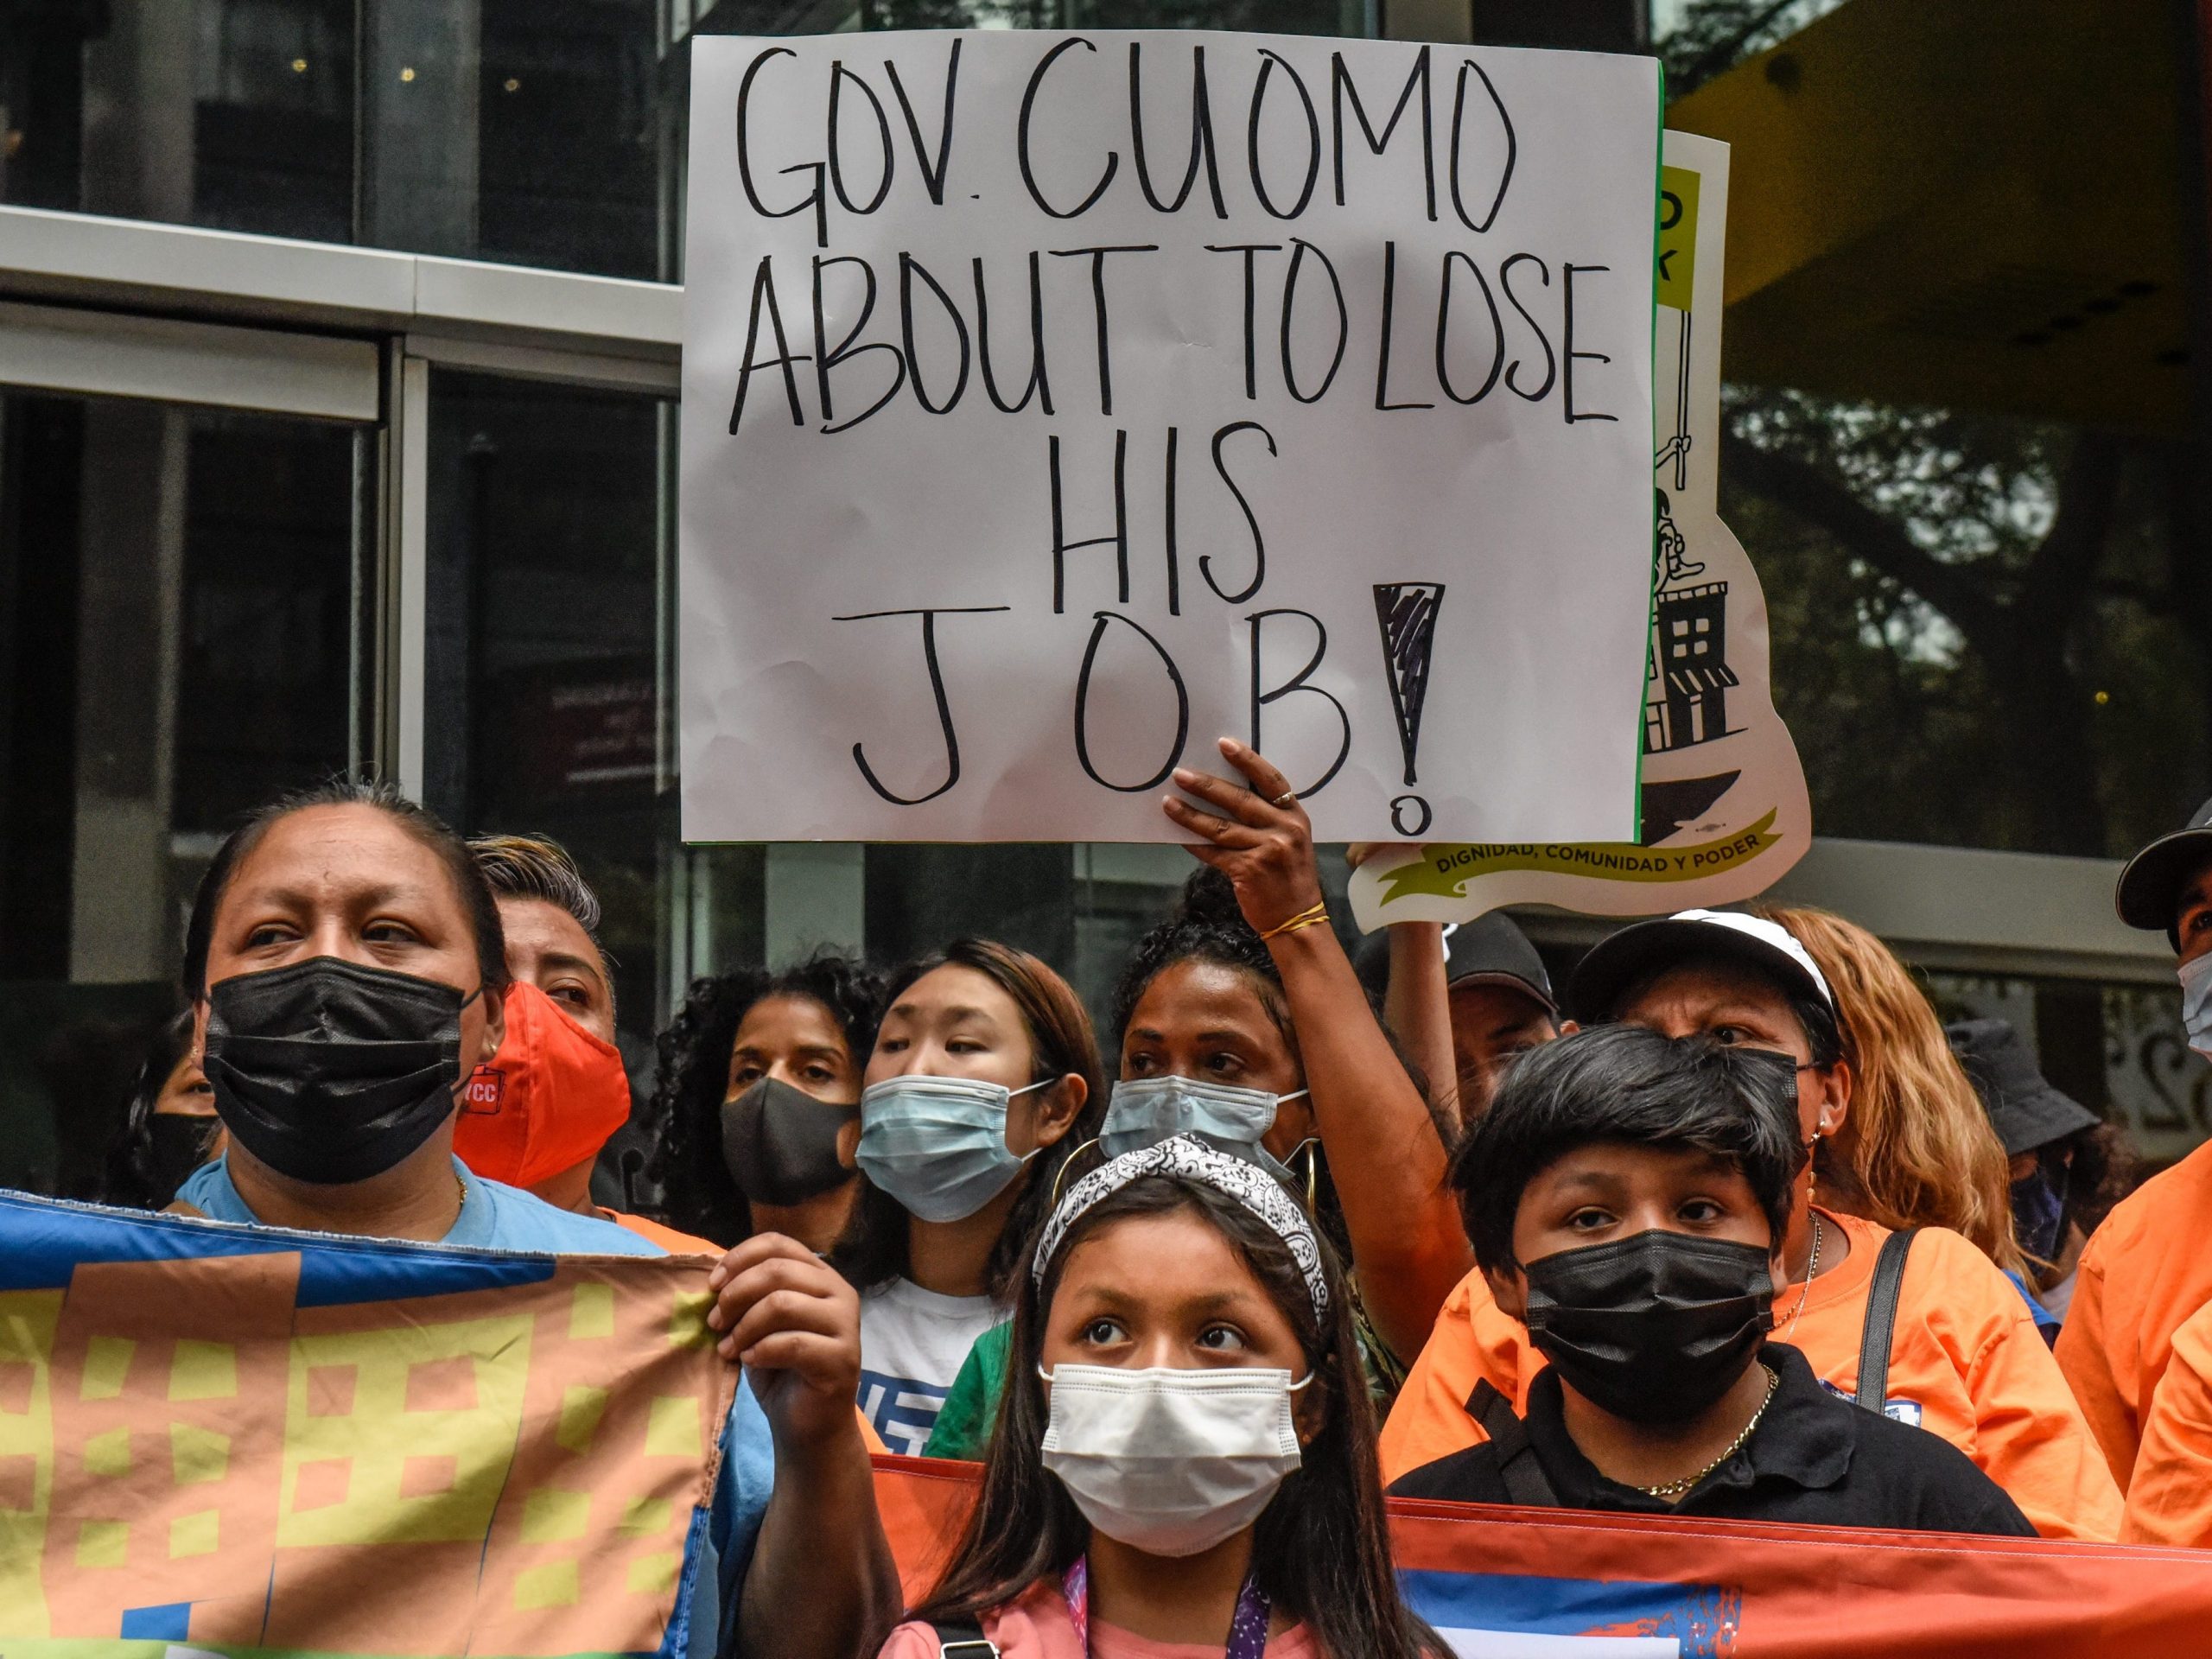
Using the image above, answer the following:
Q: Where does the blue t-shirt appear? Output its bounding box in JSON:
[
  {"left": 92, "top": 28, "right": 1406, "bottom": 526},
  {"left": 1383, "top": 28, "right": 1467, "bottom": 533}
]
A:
[
  {"left": 178, "top": 1153, "right": 664, "bottom": 1255},
  {"left": 177, "top": 1154, "right": 773, "bottom": 1656}
]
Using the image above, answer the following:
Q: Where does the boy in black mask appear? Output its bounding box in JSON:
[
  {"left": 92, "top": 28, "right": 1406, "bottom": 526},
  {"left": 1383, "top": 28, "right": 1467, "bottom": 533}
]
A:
[{"left": 1391, "top": 1025, "right": 2036, "bottom": 1534}]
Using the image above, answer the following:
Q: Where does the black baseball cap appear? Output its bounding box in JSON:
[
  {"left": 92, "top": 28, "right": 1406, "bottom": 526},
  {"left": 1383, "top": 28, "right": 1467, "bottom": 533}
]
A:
[
  {"left": 1443, "top": 912, "right": 1557, "bottom": 1014},
  {"left": 2115, "top": 795, "right": 2212, "bottom": 945},
  {"left": 1563, "top": 908, "right": 1834, "bottom": 1026},
  {"left": 1946, "top": 1017, "right": 2099, "bottom": 1157},
  {"left": 1351, "top": 911, "right": 1556, "bottom": 1015}
]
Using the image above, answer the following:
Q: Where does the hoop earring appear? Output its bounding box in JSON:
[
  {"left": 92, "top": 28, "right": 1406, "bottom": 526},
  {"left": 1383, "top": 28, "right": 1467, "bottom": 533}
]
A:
[{"left": 1048, "top": 1138, "right": 1101, "bottom": 1207}]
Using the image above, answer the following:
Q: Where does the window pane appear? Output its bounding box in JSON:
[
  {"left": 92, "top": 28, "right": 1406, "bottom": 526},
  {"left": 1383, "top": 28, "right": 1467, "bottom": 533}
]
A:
[
  {"left": 0, "top": 391, "right": 368, "bottom": 1195},
  {"left": 422, "top": 372, "right": 685, "bottom": 1027},
  {"left": 1, "top": 0, "right": 355, "bottom": 241}
]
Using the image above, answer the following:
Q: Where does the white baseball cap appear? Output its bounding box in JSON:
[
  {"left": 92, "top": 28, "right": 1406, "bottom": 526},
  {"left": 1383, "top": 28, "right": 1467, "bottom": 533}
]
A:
[{"left": 1563, "top": 908, "right": 1834, "bottom": 1024}]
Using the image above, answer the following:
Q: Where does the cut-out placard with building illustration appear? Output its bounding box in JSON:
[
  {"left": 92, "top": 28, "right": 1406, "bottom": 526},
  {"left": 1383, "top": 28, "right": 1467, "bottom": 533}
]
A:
[
  {"left": 677, "top": 31, "right": 1661, "bottom": 843},
  {"left": 1351, "top": 130, "right": 1813, "bottom": 929}
]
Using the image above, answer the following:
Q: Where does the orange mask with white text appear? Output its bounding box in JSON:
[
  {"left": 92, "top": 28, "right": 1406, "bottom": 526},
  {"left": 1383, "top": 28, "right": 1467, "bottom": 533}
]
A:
[{"left": 454, "top": 981, "right": 632, "bottom": 1190}]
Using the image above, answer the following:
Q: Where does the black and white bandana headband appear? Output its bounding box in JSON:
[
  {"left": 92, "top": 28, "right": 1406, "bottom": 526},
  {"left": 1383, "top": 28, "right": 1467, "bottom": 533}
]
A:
[{"left": 1032, "top": 1134, "right": 1329, "bottom": 1318}]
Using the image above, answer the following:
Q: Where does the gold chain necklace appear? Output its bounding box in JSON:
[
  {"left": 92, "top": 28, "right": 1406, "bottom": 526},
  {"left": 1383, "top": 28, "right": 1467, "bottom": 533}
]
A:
[
  {"left": 1629, "top": 1363, "right": 1779, "bottom": 1500},
  {"left": 1777, "top": 1214, "right": 1823, "bottom": 1343}
]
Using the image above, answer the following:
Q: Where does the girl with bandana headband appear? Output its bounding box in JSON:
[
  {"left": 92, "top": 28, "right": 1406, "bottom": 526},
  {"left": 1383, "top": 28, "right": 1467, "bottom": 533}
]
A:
[{"left": 882, "top": 1136, "right": 1442, "bottom": 1659}]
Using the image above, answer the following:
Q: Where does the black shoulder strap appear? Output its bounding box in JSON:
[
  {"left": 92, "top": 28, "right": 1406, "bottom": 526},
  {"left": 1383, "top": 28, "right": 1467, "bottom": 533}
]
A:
[
  {"left": 1853, "top": 1227, "right": 1920, "bottom": 1414},
  {"left": 928, "top": 1619, "right": 998, "bottom": 1658},
  {"left": 1466, "top": 1380, "right": 1561, "bottom": 1508}
]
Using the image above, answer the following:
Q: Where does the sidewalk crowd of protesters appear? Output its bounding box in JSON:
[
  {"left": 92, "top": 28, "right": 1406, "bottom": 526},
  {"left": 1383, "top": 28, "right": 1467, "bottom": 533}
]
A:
[{"left": 72, "top": 737, "right": 2212, "bottom": 1657}]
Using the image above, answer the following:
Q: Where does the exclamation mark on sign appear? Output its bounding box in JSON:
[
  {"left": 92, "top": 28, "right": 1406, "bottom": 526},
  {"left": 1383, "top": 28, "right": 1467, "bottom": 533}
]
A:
[{"left": 1374, "top": 582, "right": 1445, "bottom": 836}]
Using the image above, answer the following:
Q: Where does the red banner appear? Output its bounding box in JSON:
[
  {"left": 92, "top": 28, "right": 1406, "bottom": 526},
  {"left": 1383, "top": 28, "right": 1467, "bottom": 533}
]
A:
[{"left": 873, "top": 1454, "right": 2212, "bottom": 1655}]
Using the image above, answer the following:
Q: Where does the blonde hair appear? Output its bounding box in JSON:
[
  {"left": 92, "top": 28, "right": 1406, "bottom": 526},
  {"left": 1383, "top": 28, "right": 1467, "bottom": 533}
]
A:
[{"left": 1753, "top": 903, "right": 2023, "bottom": 1275}]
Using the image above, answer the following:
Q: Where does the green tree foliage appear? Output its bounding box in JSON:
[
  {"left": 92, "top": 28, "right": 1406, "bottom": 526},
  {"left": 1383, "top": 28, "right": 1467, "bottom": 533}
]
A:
[{"left": 1666, "top": 0, "right": 2209, "bottom": 858}]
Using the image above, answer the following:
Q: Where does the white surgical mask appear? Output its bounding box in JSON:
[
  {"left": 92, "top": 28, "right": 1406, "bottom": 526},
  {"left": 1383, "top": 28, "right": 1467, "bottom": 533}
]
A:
[
  {"left": 1101, "top": 1076, "right": 1312, "bottom": 1185},
  {"left": 2182, "top": 954, "right": 2212, "bottom": 1063},
  {"left": 855, "top": 1074, "right": 1050, "bottom": 1223},
  {"left": 1038, "top": 1363, "right": 1307, "bottom": 1557}
]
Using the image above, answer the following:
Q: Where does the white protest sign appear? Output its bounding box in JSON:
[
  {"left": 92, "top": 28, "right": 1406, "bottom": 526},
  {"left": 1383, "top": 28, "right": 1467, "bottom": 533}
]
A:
[
  {"left": 680, "top": 31, "right": 1660, "bottom": 842},
  {"left": 1350, "top": 131, "right": 1813, "bottom": 928}
]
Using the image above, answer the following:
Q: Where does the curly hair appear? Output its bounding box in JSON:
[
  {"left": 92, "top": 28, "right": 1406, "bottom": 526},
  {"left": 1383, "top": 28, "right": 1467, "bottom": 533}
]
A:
[
  {"left": 1753, "top": 904, "right": 2023, "bottom": 1274},
  {"left": 1109, "top": 868, "right": 1294, "bottom": 1056},
  {"left": 2057, "top": 1120, "right": 2137, "bottom": 1241},
  {"left": 648, "top": 954, "right": 886, "bottom": 1247},
  {"left": 833, "top": 939, "right": 1105, "bottom": 1304}
]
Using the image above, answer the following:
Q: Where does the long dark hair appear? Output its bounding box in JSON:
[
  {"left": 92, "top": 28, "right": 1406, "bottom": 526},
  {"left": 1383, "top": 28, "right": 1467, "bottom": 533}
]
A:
[
  {"left": 832, "top": 938, "right": 1105, "bottom": 1303},
  {"left": 915, "top": 1171, "right": 1440, "bottom": 1659},
  {"left": 648, "top": 954, "right": 886, "bottom": 1246}
]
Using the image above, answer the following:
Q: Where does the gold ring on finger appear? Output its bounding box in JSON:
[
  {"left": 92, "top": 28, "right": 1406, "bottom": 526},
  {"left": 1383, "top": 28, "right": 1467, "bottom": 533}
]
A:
[{"left": 1271, "top": 791, "right": 1297, "bottom": 808}]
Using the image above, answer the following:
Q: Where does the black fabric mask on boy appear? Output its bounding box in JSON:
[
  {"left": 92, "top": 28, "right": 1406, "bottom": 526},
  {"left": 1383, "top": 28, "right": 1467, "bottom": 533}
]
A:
[
  {"left": 1522, "top": 1230, "right": 1777, "bottom": 1426},
  {"left": 721, "top": 1077, "right": 858, "bottom": 1206},
  {"left": 203, "top": 957, "right": 476, "bottom": 1185}
]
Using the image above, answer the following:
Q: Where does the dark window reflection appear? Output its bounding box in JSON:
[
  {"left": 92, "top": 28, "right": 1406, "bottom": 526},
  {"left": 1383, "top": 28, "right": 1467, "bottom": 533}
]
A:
[
  {"left": 0, "top": 0, "right": 354, "bottom": 240},
  {"left": 0, "top": 391, "right": 365, "bottom": 1194},
  {"left": 422, "top": 372, "right": 671, "bottom": 1024}
]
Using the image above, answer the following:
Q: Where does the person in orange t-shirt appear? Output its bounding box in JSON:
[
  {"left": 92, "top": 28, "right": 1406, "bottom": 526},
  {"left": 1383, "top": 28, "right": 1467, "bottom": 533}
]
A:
[
  {"left": 2057, "top": 797, "right": 2212, "bottom": 1491},
  {"left": 2119, "top": 1296, "right": 2212, "bottom": 1542},
  {"left": 1382, "top": 909, "right": 2120, "bottom": 1541}
]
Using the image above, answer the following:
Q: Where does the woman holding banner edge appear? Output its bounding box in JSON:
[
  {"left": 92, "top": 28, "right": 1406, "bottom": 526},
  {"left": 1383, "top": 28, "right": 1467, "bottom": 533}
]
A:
[{"left": 164, "top": 779, "right": 900, "bottom": 1659}]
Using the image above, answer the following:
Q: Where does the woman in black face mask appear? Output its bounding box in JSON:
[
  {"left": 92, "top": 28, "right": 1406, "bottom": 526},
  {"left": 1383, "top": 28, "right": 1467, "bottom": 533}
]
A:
[
  {"left": 649, "top": 955, "right": 884, "bottom": 1253},
  {"left": 1391, "top": 1025, "right": 2037, "bottom": 1536},
  {"left": 168, "top": 782, "right": 522, "bottom": 1242},
  {"left": 98, "top": 1011, "right": 222, "bottom": 1209},
  {"left": 162, "top": 780, "right": 904, "bottom": 1659}
]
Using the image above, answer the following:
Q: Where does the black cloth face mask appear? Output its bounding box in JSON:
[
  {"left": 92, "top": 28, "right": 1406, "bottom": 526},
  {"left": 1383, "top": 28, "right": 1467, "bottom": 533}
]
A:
[
  {"left": 1522, "top": 1230, "right": 1777, "bottom": 1426},
  {"left": 721, "top": 1077, "right": 857, "bottom": 1207},
  {"left": 143, "top": 1114, "right": 219, "bottom": 1205},
  {"left": 204, "top": 957, "right": 476, "bottom": 1185}
]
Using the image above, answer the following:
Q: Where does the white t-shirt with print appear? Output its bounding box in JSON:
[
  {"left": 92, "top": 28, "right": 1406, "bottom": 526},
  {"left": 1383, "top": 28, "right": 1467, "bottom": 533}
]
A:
[{"left": 858, "top": 1276, "right": 1001, "bottom": 1456}]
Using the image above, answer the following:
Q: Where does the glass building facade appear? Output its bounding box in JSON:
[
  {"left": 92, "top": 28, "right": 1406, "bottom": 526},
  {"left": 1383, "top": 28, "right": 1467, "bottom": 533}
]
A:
[{"left": 0, "top": 0, "right": 2203, "bottom": 1192}]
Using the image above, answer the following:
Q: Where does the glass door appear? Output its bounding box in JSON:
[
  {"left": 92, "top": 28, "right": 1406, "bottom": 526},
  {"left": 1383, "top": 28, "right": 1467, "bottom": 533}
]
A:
[{"left": 0, "top": 306, "right": 379, "bottom": 1197}]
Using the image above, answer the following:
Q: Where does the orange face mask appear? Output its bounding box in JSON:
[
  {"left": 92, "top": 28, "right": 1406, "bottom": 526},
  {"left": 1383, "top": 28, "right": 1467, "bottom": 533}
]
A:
[{"left": 454, "top": 981, "right": 632, "bottom": 1191}]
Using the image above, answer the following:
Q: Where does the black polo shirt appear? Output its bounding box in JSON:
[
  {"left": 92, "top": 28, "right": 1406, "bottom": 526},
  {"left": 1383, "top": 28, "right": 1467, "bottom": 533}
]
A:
[{"left": 1389, "top": 1343, "right": 2037, "bottom": 1537}]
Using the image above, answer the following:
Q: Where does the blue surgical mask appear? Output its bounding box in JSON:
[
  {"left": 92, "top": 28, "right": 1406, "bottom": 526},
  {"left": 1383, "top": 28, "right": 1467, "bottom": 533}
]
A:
[
  {"left": 855, "top": 1073, "right": 1051, "bottom": 1223},
  {"left": 2011, "top": 1168, "right": 2065, "bottom": 1264},
  {"left": 1101, "top": 1075, "right": 1312, "bottom": 1186},
  {"left": 2183, "top": 953, "right": 2212, "bottom": 1062}
]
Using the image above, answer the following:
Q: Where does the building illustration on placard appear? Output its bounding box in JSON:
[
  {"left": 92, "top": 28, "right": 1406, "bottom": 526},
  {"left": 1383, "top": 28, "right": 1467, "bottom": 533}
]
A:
[
  {"left": 1347, "top": 131, "right": 1815, "bottom": 932},
  {"left": 1644, "top": 486, "right": 1739, "bottom": 754}
]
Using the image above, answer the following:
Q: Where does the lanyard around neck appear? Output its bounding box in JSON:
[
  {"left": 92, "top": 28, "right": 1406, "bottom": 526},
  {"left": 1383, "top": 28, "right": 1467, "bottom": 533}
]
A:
[{"left": 1062, "top": 1557, "right": 1272, "bottom": 1659}]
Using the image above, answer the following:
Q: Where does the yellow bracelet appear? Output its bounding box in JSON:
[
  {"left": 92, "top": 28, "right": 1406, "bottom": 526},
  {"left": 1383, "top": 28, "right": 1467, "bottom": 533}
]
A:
[{"left": 1259, "top": 902, "right": 1330, "bottom": 942}]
